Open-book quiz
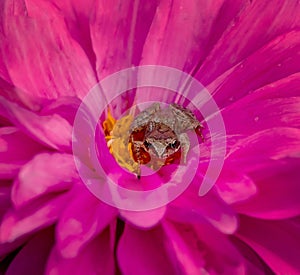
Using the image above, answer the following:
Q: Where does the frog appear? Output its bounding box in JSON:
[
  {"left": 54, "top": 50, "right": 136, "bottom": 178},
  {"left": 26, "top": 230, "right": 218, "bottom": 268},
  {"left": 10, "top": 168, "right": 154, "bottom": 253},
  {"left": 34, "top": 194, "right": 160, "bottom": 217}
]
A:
[{"left": 128, "top": 103, "right": 204, "bottom": 178}]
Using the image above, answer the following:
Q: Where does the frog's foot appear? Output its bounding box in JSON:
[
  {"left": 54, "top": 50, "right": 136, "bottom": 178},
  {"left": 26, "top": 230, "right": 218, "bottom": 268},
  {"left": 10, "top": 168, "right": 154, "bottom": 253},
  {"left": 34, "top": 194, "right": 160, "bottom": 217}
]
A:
[{"left": 178, "top": 133, "right": 190, "bottom": 164}]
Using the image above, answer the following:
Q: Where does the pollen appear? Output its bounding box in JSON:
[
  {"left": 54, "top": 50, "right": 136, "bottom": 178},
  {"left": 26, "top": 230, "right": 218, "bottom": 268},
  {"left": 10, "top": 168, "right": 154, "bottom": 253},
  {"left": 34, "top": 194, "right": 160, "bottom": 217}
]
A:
[{"left": 102, "top": 110, "right": 139, "bottom": 174}]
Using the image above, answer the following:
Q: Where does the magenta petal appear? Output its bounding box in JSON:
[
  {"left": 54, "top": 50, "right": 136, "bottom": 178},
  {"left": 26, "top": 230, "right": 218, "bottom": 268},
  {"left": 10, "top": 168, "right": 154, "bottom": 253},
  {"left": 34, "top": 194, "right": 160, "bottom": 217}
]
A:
[
  {"left": 56, "top": 185, "right": 117, "bottom": 258},
  {"left": 90, "top": 1, "right": 145, "bottom": 78},
  {"left": 192, "top": 223, "right": 245, "bottom": 273},
  {"left": 149, "top": 221, "right": 245, "bottom": 274},
  {"left": 204, "top": 30, "right": 300, "bottom": 109},
  {"left": 198, "top": 1, "right": 300, "bottom": 85},
  {"left": 227, "top": 128, "right": 300, "bottom": 169},
  {"left": 40, "top": 96, "right": 81, "bottom": 125},
  {"left": 46, "top": 228, "right": 115, "bottom": 275},
  {"left": 0, "top": 193, "right": 69, "bottom": 243},
  {"left": 0, "top": 15, "right": 97, "bottom": 100},
  {"left": 168, "top": 184, "right": 238, "bottom": 234},
  {"left": 0, "top": 127, "right": 44, "bottom": 179},
  {"left": 12, "top": 153, "right": 76, "bottom": 208},
  {"left": 231, "top": 237, "right": 273, "bottom": 275},
  {"left": 215, "top": 168, "right": 257, "bottom": 204},
  {"left": 5, "top": 227, "right": 54, "bottom": 275},
  {"left": 141, "top": 0, "right": 222, "bottom": 70},
  {"left": 0, "top": 182, "right": 11, "bottom": 220},
  {"left": 0, "top": 97, "right": 72, "bottom": 151},
  {"left": 222, "top": 84, "right": 300, "bottom": 135},
  {"left": 234, "top": 158, "right": 300, "bottom": 219},
  {"left": 117, "top": 224, "right": 180, "bottom": 275},
  {"left": 120, "top": 207, "right": 166, "bottom": 229},
  {"left": 162, "top": 221, "right": 205, "bottom": 273},
  {"left": 237, "top": 216, "right": 300, "bottom": 275}
]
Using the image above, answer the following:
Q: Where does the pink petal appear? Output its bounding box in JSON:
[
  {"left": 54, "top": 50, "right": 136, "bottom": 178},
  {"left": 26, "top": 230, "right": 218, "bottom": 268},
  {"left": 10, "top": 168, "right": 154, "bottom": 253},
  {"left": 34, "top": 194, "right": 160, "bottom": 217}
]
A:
[
  {"left": 237, "top": 215, "right": 300, "bottom": 275},
  {"left": 0, "top": 0, "right": 27, "bottom": 17},
  {"left": 215, "top": 168, "right": 257, "bottom": 204},
  {"left": 141, "top": 0, "right": 220, "bottom": 70},
  {"left": 227, "top": 128, "right": 300, "bottom": 169},
  {"left": 40, "top": 96, "right": 81, "bottom": 125},
  {"left": 0, "top": 181, "right": 11, "bottom": 220},
  {"left": 234, "top": 158, "right": 300, "bottom": 219},
  {"left": 90, "top": 1, "right": 158, "bottom": 78},
  {"left": 191, "top": 222, "right": 245, "bottom": 273},
  {"left": 0, "top": 127, "right": 44, "bottom": 179},
  {"left": 0, "top": 15, "right": 97, "bottom": 100},
  {"left": 0, "top": 97, "right": 72, "bottom": 151},
  {"left": 46, "top": 228, "right": 115, "bottom": 275},
  {"left": 162, "top": 221, "right": 205, "bottom": 273},
  {"left": 5, "top": 227, "right": 54, "bottom": 275},
  {"left": 224, "top": 97, "right": 300, "bottom": 135},
  {"left": 163, "top": 222, "right": 245, "bottom": 274},
  {"left": 12, "top": 153, "right": 77, "bottom": 208},
  {"left": 198, "top": 0, "right": 300, "bottom": 85},
  {"left": 252, "top": 71, "right": 300, "bottom": 98},
  {"left": 222, "top": 82, "right": 300, "bottom": 135},
  {"left": 56, "top": 185, "right": 117, "bottom": 258},
  {"left": 137, "top": 0, "right": 246, "bottom": 104},
  {"left": 24, "top": 0, "right": 96, "bottom": 69},
  {"left": 168, "top": 183, "right": 238, "bottom": 234},
  {"left": 231, "top": 237, "right": 276, "bottom": 275},
  {"left": 0, "top": 192, "right": 70, "bottom": 243},
  {"left": 117, "top": 224, "right": 181, "bottom": 275},
  {"left": 204, "top": 30, "right": 300, "bottom": 109},
  {"left": 0, "top": 79, "right": 42, "bottom": 111},
  {"left": 120, "top": 207, "right": 166, "bottom": 229}
]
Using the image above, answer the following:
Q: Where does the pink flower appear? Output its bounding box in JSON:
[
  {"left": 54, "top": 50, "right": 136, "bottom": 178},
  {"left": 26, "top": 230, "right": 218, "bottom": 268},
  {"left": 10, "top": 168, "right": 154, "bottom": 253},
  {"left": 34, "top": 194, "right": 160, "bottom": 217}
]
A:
[{"left": 1, "top": 0, "right": 300, "bottom": 274}]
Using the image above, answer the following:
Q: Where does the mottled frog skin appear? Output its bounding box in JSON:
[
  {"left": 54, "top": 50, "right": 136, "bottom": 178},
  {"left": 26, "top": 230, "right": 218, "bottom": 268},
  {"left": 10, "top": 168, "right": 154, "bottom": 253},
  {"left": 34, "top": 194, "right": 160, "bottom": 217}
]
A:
[{"left": 129, "top": 103, "right": 203, "bottom": 169}]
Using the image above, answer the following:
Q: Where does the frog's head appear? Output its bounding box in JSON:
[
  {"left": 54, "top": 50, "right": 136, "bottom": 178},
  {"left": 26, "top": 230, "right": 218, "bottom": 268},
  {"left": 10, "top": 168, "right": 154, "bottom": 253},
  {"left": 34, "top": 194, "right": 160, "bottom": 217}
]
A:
[
  {"left": 143, "top": 137, "right": 180, "bottom": 159},
  {"left": 143, "top": 122, "right": 181, "bottom": 159}
]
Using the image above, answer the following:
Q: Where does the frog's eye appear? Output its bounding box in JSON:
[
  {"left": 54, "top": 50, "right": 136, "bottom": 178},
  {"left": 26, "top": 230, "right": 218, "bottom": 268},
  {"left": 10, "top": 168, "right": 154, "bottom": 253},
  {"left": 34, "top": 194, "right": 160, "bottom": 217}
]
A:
[
  {"left": 169, "top": 139, "right": 180, "bottom": 149},
  {"left": 143, "top": 140, "right": 152, "bottom": 149}
]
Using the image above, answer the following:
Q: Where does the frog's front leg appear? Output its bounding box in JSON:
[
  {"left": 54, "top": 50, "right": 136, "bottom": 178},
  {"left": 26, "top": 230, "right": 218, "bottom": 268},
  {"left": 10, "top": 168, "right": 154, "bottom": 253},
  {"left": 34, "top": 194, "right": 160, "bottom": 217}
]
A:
[
  {"left": 170, "top": 104, "right": 201, "bottom": 131},
  {"left": 178, "top": 133, "right": 190, "bottom": 164}
]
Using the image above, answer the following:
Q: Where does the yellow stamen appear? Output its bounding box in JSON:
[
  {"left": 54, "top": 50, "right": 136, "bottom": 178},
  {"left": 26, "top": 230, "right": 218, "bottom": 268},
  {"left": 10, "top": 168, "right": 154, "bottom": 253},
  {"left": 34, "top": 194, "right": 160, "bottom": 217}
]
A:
[{"left": 102, "top": 109, "right": 139, "bottom": 174}]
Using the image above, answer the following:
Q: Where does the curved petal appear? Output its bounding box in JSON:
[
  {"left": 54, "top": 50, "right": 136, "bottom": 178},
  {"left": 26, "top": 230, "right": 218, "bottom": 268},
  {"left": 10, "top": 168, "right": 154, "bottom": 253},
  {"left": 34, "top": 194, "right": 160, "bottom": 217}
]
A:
[
  {"left": 56, "top": 185, "right": 117, "bottom": 258},
  {"left": 237, "top": 215, "right": 300, "bottom": 275},
  {"left": 117, "top": 224, "right": 181, "bottom": 275},
  {"left": 167, "top": 184, "right": 238, "bottom": 234},
  {"left": 162, "top": 221, "right": 245, "bottom": 274},
  {"left": 90, "top": 1, "right": 158, "bottom": 79},
  {"left": 227, "top": 128, "right": 300, "bottom": 168},
  {"left": 46, "top": 228, "right": 115, "bottom": 275},
  {"left": 0, "top": 182, "right": 11, "bottom": 221},
  {"left": 161, "top": 221, "right": 205, "bottom": 274},
  {"left": 0, "top": 14, "right": 97, "bottom": 100},
  {"left": 0, "top": 127, "right": 45, "bottom": 179},
  {"left": 223, "top": 95, "right": 300, "bottom": 136},
  {"left": 11, "top": 153, "right": 77, "bottom": 208},
  {"left": 215, "top": 168, "right": 257, "bottom": 204},
  {"left": 0, "top": 192, "right": 69, "bottom": 243},
  {"left": 231, "top": 236, "right": 275, "bottom": 275},
  {"left": 204, "top": 30, "right": 300, "bottom": 109},
  {"left": 197, "top": 0, "right": 300, "bottom": 85},
  {"left": 24, "top": 0, "right": 96, "bottom": 66},
  {"left": 120, "top": 207, "right": 166, "bottom": 229},
  {"left": 5, "top": 227, "right": 54, "bottom": 275},
  {"left": 137, "top": 0, "right": 247, "bottom": 104},
  {"left": 0, "top": 97, "right": 72, "bottom": 151},
  {"left": 234, "top": 158, "right": 300, "bottom": 219}
]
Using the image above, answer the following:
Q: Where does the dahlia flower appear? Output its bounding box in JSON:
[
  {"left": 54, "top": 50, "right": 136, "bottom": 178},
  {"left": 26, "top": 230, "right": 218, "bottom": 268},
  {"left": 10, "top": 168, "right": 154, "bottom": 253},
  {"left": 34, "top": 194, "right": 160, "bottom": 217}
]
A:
[{"left": 0, "top": 0, "right": 300, "bottom": 274}]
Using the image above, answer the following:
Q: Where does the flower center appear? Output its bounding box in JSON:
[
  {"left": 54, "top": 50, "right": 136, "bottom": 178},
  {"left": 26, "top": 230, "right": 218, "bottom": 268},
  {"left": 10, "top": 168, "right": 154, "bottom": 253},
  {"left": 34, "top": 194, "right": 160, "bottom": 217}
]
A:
[{"left": 102, "top": 103, "right": 204, "bottom": 179}]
